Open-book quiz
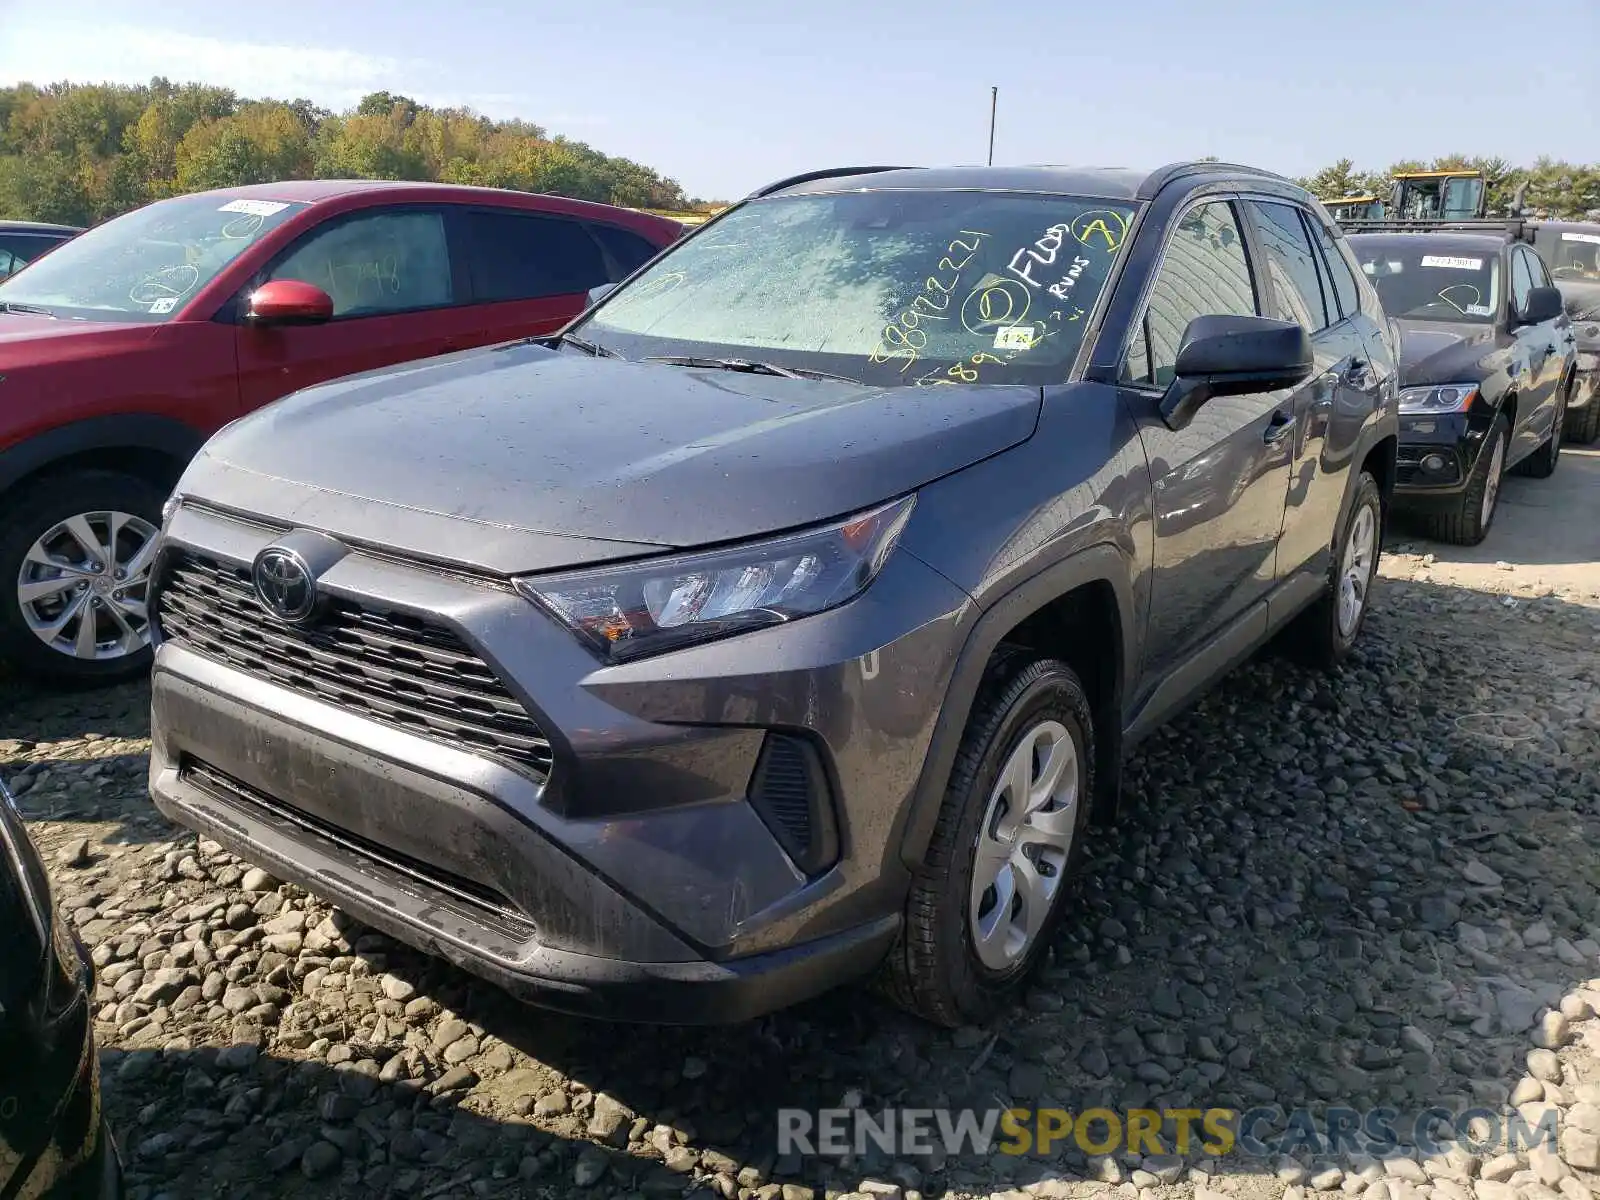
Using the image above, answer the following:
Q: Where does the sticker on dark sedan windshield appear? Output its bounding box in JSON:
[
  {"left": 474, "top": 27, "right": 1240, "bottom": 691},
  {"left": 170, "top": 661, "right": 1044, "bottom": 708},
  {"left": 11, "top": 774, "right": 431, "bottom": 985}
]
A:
[
  {"left": 1562, "top": 232, "right": 1600, "bottom": 246},
  {"left": 1421, "top": 255, "right": 1482, "bottom": 270},
  {"left": 218, "top": 199, "right": 291, "bottom": 217}
]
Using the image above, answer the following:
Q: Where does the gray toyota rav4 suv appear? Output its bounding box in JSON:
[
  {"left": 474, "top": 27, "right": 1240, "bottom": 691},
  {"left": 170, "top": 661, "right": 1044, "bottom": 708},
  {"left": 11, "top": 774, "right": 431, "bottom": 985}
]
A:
[{"left": 147, "top": 162, "right": 1400, "bottom": 1026}]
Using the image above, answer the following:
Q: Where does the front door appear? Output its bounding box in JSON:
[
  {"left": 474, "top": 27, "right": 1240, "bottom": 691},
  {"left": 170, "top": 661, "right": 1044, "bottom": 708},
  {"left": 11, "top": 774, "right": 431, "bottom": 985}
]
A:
[
  {"left": 1121, "top": 198, "right": 1295, "bottom": 687},
  {"left": 1508, "top": 245, "right": 1555, "bottom": 457},
  {"left": 235, "top": 206, "right": 468, "bottom": 412},
  {"left": 1242, "top": 199, "right": 1379, "bottom": 582}
]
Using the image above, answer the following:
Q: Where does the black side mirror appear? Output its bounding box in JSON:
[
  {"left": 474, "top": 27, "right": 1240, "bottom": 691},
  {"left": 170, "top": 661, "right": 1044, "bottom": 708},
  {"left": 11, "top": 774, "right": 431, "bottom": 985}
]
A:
[
  {"left": 1519, "top": 285, "right": 1564, "bottom": 326},
  {"left": 1159, "top": 314, "right": 1314, "bottom": 431}
]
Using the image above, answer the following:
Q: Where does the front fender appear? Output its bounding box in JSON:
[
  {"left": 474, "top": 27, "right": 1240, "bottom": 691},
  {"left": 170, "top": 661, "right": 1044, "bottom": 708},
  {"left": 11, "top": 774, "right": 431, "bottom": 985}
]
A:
[
  {"left": 894, "top": 542, "right": 1137, "bottom": 869},
  {"left": 0, "top": 412, "right": 204, "bottom": 495}
]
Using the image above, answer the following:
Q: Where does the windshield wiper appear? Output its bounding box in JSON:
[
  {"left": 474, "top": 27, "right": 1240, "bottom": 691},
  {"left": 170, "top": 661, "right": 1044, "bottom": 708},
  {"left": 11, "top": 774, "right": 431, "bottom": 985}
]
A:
[
  {"left": 646, "top": 355, "right": 858, "bottom": 383},
  {"left": 557, "top": 331, "right": 622, "bottom": 358},
  {"left": 0, "top": 302, "right": 57, "bottom": 318}
]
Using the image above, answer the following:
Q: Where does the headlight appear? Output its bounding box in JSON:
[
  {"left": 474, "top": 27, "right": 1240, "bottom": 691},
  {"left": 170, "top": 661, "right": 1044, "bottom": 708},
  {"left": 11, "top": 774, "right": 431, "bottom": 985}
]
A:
[
  {"left": 517, "top": 495, "right": 915, "bottom": 662},
  {"left": 1399, "top": 383, "right": 1478, "bottom": 414}
]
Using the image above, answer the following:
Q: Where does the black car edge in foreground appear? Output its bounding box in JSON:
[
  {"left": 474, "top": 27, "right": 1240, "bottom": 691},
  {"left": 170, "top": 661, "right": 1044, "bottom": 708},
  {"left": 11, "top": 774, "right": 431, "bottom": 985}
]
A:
[
  {"left": 0, "top": 778, "right": 122, "bottom": 1196},
  {"left": 146, "top": 161, "right": 1399, "bottom": 1025}
]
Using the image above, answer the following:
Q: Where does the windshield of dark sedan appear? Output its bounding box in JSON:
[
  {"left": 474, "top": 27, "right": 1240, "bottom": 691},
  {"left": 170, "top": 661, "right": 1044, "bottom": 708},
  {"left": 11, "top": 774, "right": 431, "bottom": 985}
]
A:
[
  {"left": 576, "top": 190, "right": 1138, "bottom": 387},
  {"left": 1349, "top": 238, "right": 1501, "bottom": 323},
  {"left": 0, "top": 194, "right": 307, "bottom": 322},
  {"left": 1536, "top": 227, "right": 1600, "bottom": 283}
]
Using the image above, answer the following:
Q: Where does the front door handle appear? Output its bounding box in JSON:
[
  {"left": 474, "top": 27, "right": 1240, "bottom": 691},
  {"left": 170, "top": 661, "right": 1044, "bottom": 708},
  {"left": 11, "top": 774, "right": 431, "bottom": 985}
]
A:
[
  {"left": 1345, "top": 358, "right": 1374, "bottom": 388},
  {"left": 1262, "top": 409, "right": 1296, "bottom": 444}
]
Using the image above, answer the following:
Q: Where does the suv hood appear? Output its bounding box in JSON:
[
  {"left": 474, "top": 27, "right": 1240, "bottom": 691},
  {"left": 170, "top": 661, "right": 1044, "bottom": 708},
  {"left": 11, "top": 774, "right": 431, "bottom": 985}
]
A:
[
  {"left": 0, "top": 312, "right": 158, "bottom": 368},
  {"left": 186, "top": 341, "right": 1042, "bottom": 575},
  {"left": 1395, "top": 318, "right": 1504, "bottom": 387}
]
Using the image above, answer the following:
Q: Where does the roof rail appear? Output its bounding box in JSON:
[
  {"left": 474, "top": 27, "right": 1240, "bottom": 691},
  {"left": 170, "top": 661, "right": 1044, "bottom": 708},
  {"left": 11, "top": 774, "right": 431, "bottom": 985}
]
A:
[
  {"left": 1336, "top": 216, "right": 1532, "bottom": 243},
  {"left": 1138, "top": 160, "right": 1293, "bottom": 200},
  {"left": 747, "top": 165, "right": 920, "bottom": 199}
]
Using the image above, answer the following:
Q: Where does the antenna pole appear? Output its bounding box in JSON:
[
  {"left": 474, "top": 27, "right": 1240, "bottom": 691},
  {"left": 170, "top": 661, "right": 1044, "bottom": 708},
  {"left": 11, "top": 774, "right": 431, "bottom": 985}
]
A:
[{"left": 987, "top": 87, "right": 998, "bottom": 166}]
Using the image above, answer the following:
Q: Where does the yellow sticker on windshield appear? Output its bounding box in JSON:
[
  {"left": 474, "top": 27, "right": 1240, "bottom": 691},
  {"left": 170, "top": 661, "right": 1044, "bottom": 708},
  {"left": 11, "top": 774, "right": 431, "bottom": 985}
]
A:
[{"left": 994, "top": 325, "right": 1036, "bottom": 351}]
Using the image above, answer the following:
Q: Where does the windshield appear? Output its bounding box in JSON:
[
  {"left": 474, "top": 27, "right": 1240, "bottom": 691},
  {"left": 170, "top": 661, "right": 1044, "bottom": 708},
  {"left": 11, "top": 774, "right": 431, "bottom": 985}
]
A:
[
  {"left": 576, "top": 190, "right": 1137, "bottom": 387},
  {"left": 1537, "top": 228, "right": 1600, "bottom": 283},
  {"left": 0, "top": 194, "right": 307, "bottom": 322},
  {"left": 1350, "top": 240, "right": 1501, "bottom": 323}
]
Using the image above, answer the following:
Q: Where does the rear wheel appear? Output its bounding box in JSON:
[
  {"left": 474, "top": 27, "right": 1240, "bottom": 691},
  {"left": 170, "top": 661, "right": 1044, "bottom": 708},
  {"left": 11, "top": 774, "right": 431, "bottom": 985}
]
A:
[
  {"left": 877, "top": 651, "right": 1092, "bottom": 1027},
  {"left": 1419, "top": 412, "right": 1508, "bottom": 547},
  {"left": 1286, "top": 470, "right": 1381, "bottom": 669},
  {"left": 0, "top": 470, "right": 165, "bottom": 686}
]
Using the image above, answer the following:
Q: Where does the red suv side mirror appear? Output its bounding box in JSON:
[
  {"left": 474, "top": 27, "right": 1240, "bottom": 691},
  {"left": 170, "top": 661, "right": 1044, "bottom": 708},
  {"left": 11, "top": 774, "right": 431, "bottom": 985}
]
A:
[{"left": 247, "top": 280, "right": 334, "bottom": 326}]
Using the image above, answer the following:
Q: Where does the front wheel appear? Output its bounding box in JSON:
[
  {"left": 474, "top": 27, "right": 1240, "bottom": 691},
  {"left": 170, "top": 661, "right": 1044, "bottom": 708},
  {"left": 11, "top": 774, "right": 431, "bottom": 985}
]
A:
[
  {"left": 1419, "top": 412, "right": 1508, "bottom": 547},
  {"left": 1564, "top": 384, "right": 1600, "bottom": 445},
  {"left": 877, "top": 651, "right": 1093, "bottom": 1027},
  {"left": 0, "top": 470, "right": 166, "bottom": 686}
]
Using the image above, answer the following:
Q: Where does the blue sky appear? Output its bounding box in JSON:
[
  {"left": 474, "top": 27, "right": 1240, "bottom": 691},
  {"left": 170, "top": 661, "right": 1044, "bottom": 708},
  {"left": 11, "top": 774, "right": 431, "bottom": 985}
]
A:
[{"left": 1, "top": 0, "right": 1594, "bottom": 201}]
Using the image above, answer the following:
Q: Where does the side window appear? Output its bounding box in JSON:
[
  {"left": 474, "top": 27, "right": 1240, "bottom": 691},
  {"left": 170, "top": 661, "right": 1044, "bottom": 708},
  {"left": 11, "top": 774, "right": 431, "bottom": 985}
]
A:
[
  {"left": 269, "top": 210, "right": 453, "bottom": 318},
  {"left": 589, "top": 224, "right": 662, "bottom": 281},
  {"left": 0, "top": 235, "right": 43, "bottom": 269},
  {"left": 1245, "top": 200, "right": 1330, "bottom": 331},
  {"left": 1510, "top": 248, "right": 1534, "bottom": 314},
  {"left": 1306, "top": 217, "right": 1361, "bottom": 322},
  {"left": 464, "top": 210, "right": 609, "bottom": 303},
  {"left": 1124, "top": 200, "right": 1258, "bottom": 388},
  {"left": 1526, "top": 248, "right": 1552, "bottom": 289}
]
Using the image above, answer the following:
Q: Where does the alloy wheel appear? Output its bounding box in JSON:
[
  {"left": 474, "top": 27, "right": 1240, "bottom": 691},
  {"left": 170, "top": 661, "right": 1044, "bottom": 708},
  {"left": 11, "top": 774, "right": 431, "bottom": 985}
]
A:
[
  {"left": 1337, "top": 501, "right": 1377, "bottom": 639},
  {"left": 1481, "top": 431, "right": 1506, "bottom": 528},
  {"left": 17, "top": 510, "right": 159, "bottom": 660}
]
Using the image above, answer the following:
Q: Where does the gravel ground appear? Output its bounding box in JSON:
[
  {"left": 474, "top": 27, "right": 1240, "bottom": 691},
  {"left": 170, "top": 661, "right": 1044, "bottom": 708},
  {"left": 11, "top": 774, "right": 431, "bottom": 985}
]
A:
[{"left": 4, "top": 534, "right": 1600, "bottom": 1200}]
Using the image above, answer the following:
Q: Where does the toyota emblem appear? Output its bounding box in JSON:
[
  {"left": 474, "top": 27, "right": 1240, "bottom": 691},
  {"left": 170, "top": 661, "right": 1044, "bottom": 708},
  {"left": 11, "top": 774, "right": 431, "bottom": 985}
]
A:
[{"left": 252, "top": 546, "right": 317, "bottom": 623}]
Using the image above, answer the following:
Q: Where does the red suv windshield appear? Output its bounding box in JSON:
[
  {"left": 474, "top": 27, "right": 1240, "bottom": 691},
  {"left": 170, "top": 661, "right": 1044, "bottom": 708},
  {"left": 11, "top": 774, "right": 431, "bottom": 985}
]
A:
[{"left": 0, "top": 194, "right": 306, "bottom": 323}]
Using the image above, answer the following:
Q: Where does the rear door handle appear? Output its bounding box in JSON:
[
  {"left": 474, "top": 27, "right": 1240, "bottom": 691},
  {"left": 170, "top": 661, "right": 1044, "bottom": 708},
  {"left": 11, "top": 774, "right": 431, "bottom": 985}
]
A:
[{"left": 1263, "top": 409, "right": 1296, "bottom": 443}]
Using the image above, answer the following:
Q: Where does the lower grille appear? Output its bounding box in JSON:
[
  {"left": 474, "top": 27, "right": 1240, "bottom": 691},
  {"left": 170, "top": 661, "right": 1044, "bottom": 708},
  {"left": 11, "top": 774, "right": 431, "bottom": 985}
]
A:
[
  {"left": 747, "top": 733, "right": 838, "bottom": 876},
  {"left": 181, "top": 757, "right": 536, "bottom": 940},
  {"left": 155, "top": 551, "right": 553, "bottom": 778}
]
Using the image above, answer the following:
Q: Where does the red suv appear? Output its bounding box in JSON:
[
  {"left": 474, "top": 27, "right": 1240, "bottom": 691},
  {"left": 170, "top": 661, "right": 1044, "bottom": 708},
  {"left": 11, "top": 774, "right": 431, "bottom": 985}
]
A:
[{"left": 0, "top": 181, "right": 681, "bottom": 683}]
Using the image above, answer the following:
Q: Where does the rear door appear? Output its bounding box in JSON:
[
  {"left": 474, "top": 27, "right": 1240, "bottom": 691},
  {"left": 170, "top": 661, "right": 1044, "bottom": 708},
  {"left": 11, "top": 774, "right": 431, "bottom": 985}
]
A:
[
  {"left": 235, "top": 205, "right": 466, "bottom": 411},
  {"left": 1243, "top": 199, "right": 1380, "bottom": 583},
  {"left": 454, "top": 208, "right": 622, "bottom": 346}
]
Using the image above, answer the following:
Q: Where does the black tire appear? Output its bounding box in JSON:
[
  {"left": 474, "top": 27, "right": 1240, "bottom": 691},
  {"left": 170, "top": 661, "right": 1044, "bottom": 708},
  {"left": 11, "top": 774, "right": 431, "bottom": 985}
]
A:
[
  {"left": 877, "top": 650, "right": 1093, "bottom": 1027},
  {"left": 1513, "top": 382, "right": 1565, "bottom": 479},
  {"left": 1285, "top": 470, "right": 1382, "bottom": 670},
  {"left": 1564, "top": 387, "right": 1600, "bottom": 445},
  {"left": 1419, "top": 412, "right": 1508, "bottom": 547},
  {"left": 0, "top": 470, "right": 166, "bottom": 687}
]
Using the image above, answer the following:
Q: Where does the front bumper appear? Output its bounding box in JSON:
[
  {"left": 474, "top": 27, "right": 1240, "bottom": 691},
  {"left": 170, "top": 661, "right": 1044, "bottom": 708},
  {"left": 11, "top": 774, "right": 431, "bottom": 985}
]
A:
[
  {"left": 1571, "top": 355, "right": 1599, "bottom": 410},
  {"left": 147, "top": 503, "right": 969, "bottom": 1021},
  {"left": 1392, "top": 411, "right": 1484, "bottom": 502}
]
